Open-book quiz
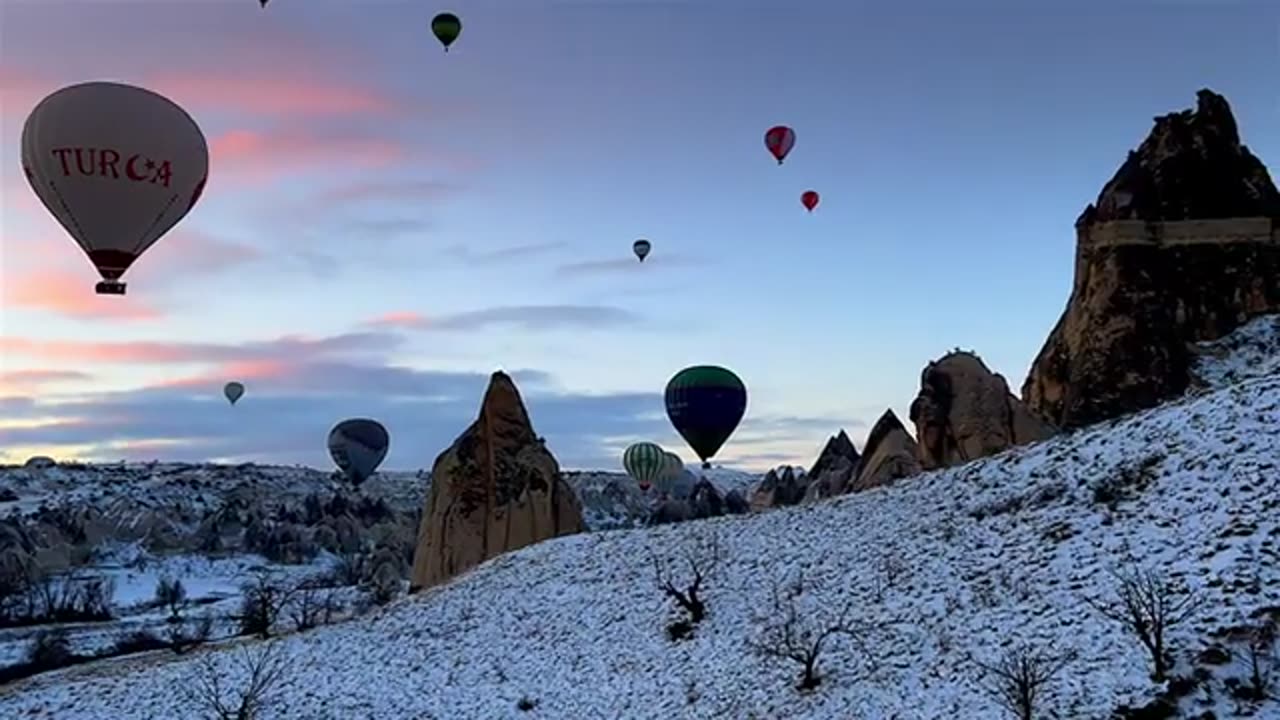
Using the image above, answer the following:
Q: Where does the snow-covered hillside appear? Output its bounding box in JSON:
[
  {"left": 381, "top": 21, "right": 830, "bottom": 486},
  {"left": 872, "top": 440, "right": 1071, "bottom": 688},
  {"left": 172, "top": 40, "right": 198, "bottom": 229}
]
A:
[
  {"left": 1192, "top": 313, "right": 1280, "bottom": 389},
  {"left": 4, "top": 369, "right": 1277, "bottom": 717}
]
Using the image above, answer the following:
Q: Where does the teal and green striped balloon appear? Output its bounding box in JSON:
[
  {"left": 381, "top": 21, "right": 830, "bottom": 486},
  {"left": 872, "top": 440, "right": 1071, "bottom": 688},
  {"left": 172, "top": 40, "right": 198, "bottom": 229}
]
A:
[{"left": 623, "top": 441, "right": 666, "bottom": 490}]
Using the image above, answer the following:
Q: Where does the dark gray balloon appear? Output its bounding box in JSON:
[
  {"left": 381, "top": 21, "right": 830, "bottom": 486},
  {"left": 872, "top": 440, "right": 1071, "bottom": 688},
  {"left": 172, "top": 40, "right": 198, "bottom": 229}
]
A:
[{"left": 327, "top": 418, "right": 389, "bottom": 486}]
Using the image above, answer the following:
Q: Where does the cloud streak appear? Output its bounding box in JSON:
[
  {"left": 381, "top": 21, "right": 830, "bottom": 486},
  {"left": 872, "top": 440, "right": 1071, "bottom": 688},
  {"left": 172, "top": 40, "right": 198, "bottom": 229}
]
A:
[
  {"left": 2, "top": 269, "right": 164, "bottom": 321},
  {"left": 364, "top": 305, "right": 641, "bottom": 332},
  {"left": 556, "top": 253, "right": 705, "bottom": 277}
]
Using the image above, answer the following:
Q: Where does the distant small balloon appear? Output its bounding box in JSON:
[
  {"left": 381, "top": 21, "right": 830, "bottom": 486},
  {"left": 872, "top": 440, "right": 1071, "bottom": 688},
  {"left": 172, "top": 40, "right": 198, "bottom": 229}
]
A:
[
  {"left": 633, "top": 239, "right": 651, "bottom": 262},
  {"left": 764, "top": 125, "right": 795, "bottom": 165},
  {"left": 224, "top": 381, "right": 245, "bottom": 406},
  {"left": 801, "top": 190, "right": 819, "bottom": 212},
  {"left": 432, "top": 12, "right": 462, "bottom": 52}
]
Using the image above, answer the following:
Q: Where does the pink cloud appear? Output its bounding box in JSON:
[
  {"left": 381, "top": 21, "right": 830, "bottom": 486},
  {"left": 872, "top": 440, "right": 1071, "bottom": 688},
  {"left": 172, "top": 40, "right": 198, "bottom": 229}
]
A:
[
  {"left": 0, "top": 330, "right": 401, "bottom": 365},
  {"left": 209, "top": 128, "right": 404, "bottom": 184},
  {"left": 2, "top": 269, "right": 163, "bottom": 321},
  {"left": 146, "top": 71, "right": 400, "bottom": 118},
  {"left": 365, "top": 311, "right": 431, "bottom": 329},
  {"left": 155, "top": 359, "right": 295, "bottom": 390}
]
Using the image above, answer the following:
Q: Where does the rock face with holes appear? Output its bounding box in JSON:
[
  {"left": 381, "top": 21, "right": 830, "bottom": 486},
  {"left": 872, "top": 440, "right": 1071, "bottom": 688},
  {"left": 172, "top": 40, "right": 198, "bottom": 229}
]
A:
[
  {"left": 849, "top": 410, "right": 922, "bottom": 492},
  {"left": 409, "top": 372, "right": 585, "bottom": 591},
  {"left": 1022, "top": 89, "right": 1280, "bottom": 429},
  {"left": 910, "top": 351, "right": 1055, "bottom": 470}
]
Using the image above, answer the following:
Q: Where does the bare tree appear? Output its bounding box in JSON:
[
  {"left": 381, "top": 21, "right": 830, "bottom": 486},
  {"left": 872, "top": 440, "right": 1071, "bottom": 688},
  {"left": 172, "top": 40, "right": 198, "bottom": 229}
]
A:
[
  {"left": 238, "top": 570, "right": 294, "bottom": 639},
  {"left": 649, "top": 532, "right": 722, "bottom": 635},
  {"left": 748, "top": 572, "right": 880, "bottom": 691},
  {"left": 288, "top": 576, "right": 342, "bottom": 632},
  {"left": 970, "top": 644, "right": 1076, "bottom": 720},
  {"left": 1084, "top": 564, "right": 1200, "bottom": 682},
  {"left": 183, "top": 642, "right": 289, "bottom": 720},
  {"left": 1239, "top": 619, "right": 1277, "bottom": 700},
  {"left": 156, "top": 576, "right": 188, "bottom": 622}
]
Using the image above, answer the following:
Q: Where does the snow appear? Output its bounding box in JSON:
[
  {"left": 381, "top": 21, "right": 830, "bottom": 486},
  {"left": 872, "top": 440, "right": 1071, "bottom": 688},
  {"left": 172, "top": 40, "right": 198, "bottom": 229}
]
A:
[
  {"left": 1191, "top": 313, "right": 1280, "bottom": 389},
  {"left": 3, "top": 366, "right": 1278, "bottom": 718}
]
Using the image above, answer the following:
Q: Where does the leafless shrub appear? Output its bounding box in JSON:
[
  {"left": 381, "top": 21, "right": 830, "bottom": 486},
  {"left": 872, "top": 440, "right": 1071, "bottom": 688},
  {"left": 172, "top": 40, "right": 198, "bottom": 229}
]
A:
[
  {"left": 156, "top": 576, "right": 188, "bottom": 621},
  {"left": 183, "top": 642, "right": 289, "bottom": 720},
  {"left": 166, "top": 614, "right": 215, "bottom": 654},
  {"left": 289, "top": 576, "right": 342, "bottom": 631},
  {"left": 748, "top": 571, "right": 882, "bottom": 691},
  {"left": 1234, "top": 619, "right": 1278, "bottom": 701},
  {"left": 1084, "top": 564, "right": 1201, "bottom": 681},
  {"left": 238, "top": 570, "right": 293, "bottom": 639},
  {"left": 649, "top": 532, "right": 723, "bottom": 639},
  {"left": 969, "top": 643, "right": 1076, "bottom": 720}
]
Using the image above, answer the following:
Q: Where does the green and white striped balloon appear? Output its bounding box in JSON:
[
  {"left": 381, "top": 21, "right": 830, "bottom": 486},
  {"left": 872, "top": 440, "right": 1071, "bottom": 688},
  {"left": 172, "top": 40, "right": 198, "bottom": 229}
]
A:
[{"left": 623, "top": 441, "right": 667, "bottom": 490}]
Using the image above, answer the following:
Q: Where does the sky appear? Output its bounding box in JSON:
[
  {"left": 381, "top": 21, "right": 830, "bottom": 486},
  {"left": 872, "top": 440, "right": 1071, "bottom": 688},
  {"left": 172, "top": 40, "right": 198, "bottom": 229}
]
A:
[{"left": 0, "top": 0, "right": 1276, "bottom": 473}]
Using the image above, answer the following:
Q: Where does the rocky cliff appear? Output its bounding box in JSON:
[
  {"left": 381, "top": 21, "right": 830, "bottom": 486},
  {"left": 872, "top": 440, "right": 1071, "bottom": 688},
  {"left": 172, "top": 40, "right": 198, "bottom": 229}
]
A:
[
  {"left": 1023, "top": 89, "right": 1280, "bottom": 428},
  {"left": 409, "top": 372, "right": 585, "bottom": 591},
  {"left": 911, "top": 351, "right": 1054, "bottom": 470}
]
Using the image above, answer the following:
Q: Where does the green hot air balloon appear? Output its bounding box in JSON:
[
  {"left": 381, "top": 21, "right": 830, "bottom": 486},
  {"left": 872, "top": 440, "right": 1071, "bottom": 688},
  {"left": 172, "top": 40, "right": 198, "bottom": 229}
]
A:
[
  {"left": 658, "top": 451, "right": 684, "bottom": 494},
  {"left": 623, "top": 441, "right": 666, "bottom": 491},
  {"left": 432, "top": 12, "right": 462, "bottom": 52},
  {"left": 224, "top": 381, "right": 245, "bottom": 406},
  {"left": 665, "top": 365, "right": 747, "bottom": 468}
]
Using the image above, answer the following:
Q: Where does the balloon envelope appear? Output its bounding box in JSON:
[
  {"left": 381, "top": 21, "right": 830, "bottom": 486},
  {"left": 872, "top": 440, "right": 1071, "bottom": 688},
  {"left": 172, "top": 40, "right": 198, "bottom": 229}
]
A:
[
  {"left": 802, "top": 190, "right": 819, "bottom": 211},
  {"left": 432, "top": 12, "right": 462, "bottom": 50},
  {"left": 623, "top": 441, "right": 666, "bottom": 491},
  {"left": 633, "top": 239, "right": 651, "bottom": 262},
  {"left": 665, "top": 366, "right": 747, "bottom": 464},
  {"left": 328, "top": 418, "right": 390, "bottom": 485},
  {"left": 224, "top": 382, "right": 245, "bottom": 405},
  {"left": 764, "top": 125, "right": 795, "bottom": 165},
  {"left": 21, "top": 82, "right": 209, "bottom": 294},
  {"left": 658, "top": 451, "right": 684, "bottom": 494}
]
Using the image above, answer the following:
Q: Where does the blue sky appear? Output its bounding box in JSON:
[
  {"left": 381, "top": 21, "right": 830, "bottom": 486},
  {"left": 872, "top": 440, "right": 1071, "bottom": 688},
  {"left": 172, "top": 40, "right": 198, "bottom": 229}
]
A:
[{"left": 0, "top": 0, "right": 1275, "bottom": 471}]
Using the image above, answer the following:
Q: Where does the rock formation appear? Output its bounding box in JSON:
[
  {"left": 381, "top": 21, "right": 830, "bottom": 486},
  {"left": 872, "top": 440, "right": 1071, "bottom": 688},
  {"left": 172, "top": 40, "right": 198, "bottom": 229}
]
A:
[
  {"left": 910, "top": 351, "right": 1055, "bottom": 470},
  {"left": 802, "top": 430, "right": 860, "bottom": 501},
  {"left": 848, "top": 410, "right": 921, "bottom": 492},
  {"left": 409, "top": 372, "right": 585, "bottom": 591},
  {"left": 748, "top": 465, "right": 809, "bottom": 511},
  {"left": 1023, "top": 89, "right": 1280, "bottom": 428}
]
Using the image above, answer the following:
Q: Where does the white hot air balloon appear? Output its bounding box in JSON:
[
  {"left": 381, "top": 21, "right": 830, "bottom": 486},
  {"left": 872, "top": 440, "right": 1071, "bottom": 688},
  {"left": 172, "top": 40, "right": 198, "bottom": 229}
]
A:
[{"left": 21, "top": 82, "right": 209, "bottom": 295}]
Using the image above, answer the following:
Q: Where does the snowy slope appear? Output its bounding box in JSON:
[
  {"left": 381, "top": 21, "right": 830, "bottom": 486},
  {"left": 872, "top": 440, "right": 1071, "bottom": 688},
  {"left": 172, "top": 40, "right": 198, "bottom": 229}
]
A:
[
  {"left": 1192, "top": 313, "right": 1280, "bottom": 389},
  {"left": 4, "top": 371, "right": 1277, "bottom": 718}
]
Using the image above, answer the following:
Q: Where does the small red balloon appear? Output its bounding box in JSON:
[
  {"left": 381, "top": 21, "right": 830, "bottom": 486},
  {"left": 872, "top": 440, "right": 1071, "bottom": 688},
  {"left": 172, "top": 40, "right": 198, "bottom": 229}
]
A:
[
  {"left": 801, "top": 190, "right": 819, "bottom": 212},
  {"left": 764, "top": 125, "right": 795, "bottom": 165}
]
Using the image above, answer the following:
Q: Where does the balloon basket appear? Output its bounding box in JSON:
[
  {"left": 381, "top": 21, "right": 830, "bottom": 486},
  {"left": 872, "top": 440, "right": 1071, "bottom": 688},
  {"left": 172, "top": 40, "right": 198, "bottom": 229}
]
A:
[
  {"left": 701, "top": 461, "right": 711, "bottom": 469},
  {"left": 95, "top": 281, "right": 126, "bottom": 295}
]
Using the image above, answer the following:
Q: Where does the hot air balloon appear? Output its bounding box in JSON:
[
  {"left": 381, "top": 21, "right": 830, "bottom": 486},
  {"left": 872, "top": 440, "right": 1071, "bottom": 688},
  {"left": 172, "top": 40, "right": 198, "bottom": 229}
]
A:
[
  {"left": 623, "top": 441, "right": 666, "bottom": 491},
  {"left": 658, "top": 451, "right": 684, "bottom": 494},
  {"left": 665, "top": 365, "right": 747, "bottom": 468},
  {"left": 224, "top": 381, "right": 245, "bottom": 406},
  {"left": 802, "top": 190, "right": 819, "bottom": 212},
  {"left": 327, "top": 418, "right": 389, "bottom": 486},
  {"left": 21, "top": 82, "right": 209, "bottom": 295},
  {"left": 432, "top": 12, "right": 462, "bottom": 52},
  {"left": 764, "top": 125, "right": 795, "bottom": 165},
  {"left": 633, "top": 239, "right": 651, "bottom": 262}
]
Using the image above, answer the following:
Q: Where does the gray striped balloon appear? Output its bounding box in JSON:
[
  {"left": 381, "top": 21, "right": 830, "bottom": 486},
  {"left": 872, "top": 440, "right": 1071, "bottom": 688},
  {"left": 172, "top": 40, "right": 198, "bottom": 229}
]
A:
[{"left": 623, "top": 441, "right": 666, "bottom": 490}]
